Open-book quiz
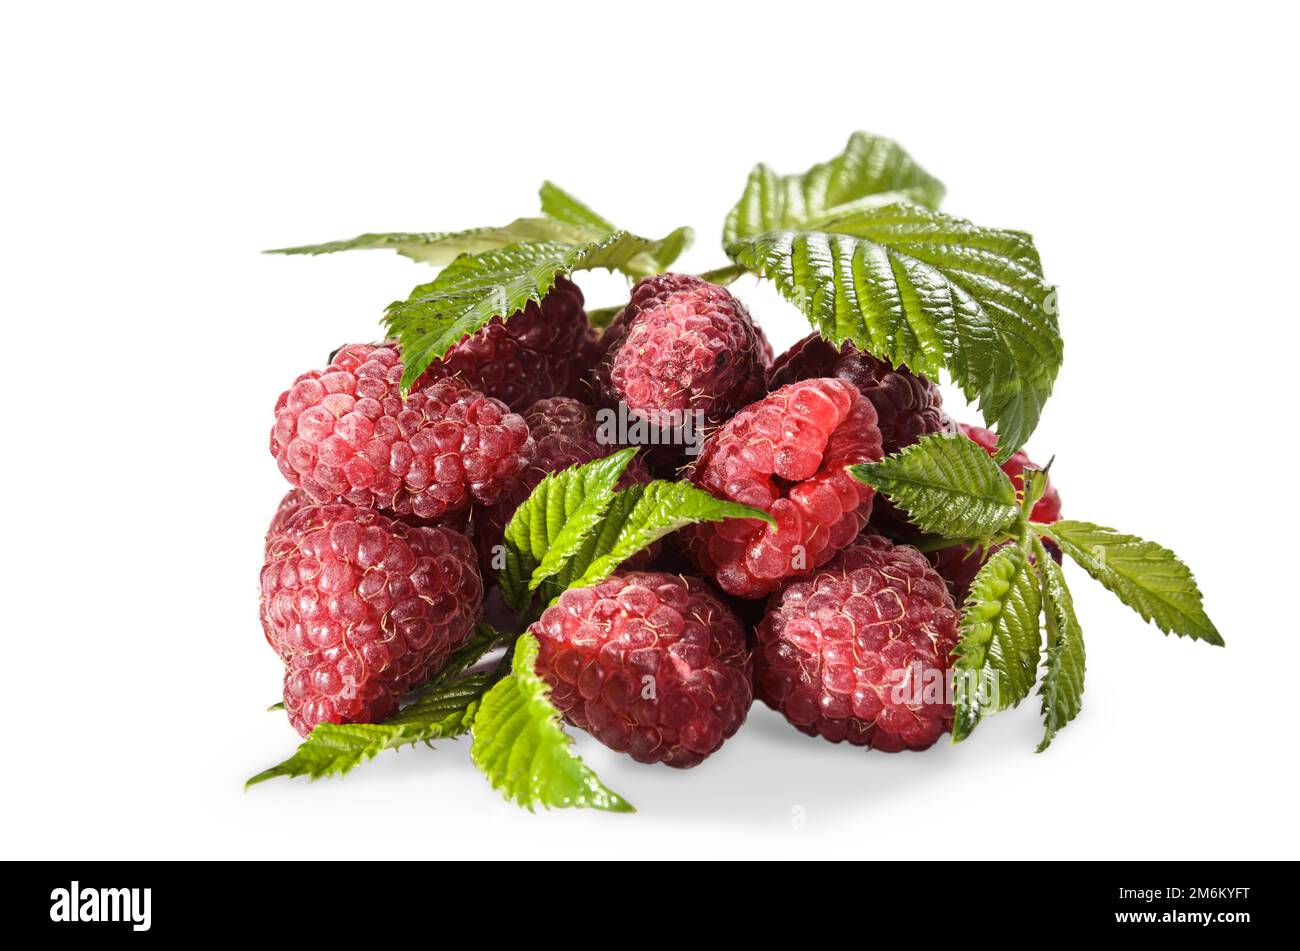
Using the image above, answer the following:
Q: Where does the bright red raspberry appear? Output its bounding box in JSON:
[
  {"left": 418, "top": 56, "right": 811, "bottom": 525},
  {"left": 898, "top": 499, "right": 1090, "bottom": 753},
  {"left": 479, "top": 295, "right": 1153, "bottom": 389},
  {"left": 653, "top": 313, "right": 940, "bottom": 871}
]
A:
[
  {"left": 926, "top": 424, "right": 1063, "bottom": 603},
  {"left": 531, "top": 571, "right": 752, "bottom": 768},
  {"left": 682, "top": 378, "right": 882, "bottom": 598},
  {"left": 768, "top": 334, "right": 952, "bottom": 455},
  {"left": 755, "top": 534, "right": 960, "bottom": 751},
  {"left": 593, "top": 274, "right": 769, "bottom": 474},
  {"left": 260, "top": 497, "right": 483, "bottom": 736},
  {"left": 271, "top": 344, "right": 535, "bottom": 521},
  {"left": 474, "top": 397, "right": 653, "bottom": 573},
  {"left": 267, "top": 487, "right": 310, "bottom": 543},
  {"left": 417, "top": 277, "right": 598, "bottom": 410},
  {"left": 768, "top": 334, "right": 957, "bottom": 539}
]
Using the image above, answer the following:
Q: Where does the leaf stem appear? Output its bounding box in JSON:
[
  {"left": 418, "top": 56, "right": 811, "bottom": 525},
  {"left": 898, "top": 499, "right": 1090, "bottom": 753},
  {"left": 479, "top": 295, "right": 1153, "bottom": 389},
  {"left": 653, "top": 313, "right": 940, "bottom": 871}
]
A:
[
  {"left": 696, "top": 263, "right": 746, "bottom": 285},
  {"left": 903, "top": 535, "right": 971, "bottom": 554}
]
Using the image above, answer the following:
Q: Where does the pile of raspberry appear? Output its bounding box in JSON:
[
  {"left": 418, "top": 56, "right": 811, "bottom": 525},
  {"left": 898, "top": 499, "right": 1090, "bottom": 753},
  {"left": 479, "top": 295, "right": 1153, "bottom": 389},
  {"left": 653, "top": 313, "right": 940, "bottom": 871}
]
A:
[{"left": 258, "top": 271, "right": 1061, "bottom": 762}]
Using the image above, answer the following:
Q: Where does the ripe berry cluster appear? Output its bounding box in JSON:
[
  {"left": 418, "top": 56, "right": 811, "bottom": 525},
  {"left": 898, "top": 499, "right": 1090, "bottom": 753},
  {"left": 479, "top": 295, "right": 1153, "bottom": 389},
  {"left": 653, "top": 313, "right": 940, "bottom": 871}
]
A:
[{"left": 260, "top": 272, "right": 1060, "bottom": 761}]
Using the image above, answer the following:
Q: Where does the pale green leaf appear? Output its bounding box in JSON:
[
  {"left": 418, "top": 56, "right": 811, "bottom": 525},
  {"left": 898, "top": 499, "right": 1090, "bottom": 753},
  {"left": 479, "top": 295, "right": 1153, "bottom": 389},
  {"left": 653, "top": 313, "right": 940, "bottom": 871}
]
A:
[
  {"left": 1044, "top": 520, "right": 1222, "bottom": 645},
  {"left": 538, "top": 182, "right": 691, "bottom": 276},
  {"left": 245, "top": 626, "right": 506, "bottom": 787},
  {"left": 470, "top": 633, "right": 633, "bottom": 813},
  {"left": 246, "top": 672, "right": 487, "bottom": 787},
  {"left": 723, "top": 131, "right": 945, "bottom": 244},
  {"left": 538, "top": 181, "right": 615, "bottom": 232},
  {"left": 265, "top": 218, "right": 595, "bottom": 265}
]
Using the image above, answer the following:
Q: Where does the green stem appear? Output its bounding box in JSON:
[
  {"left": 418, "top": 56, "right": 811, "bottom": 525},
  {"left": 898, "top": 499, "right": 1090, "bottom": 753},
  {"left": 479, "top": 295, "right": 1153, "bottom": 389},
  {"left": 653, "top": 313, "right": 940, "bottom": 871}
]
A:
[
  {"left": 906, "top": 536, "right": 973, "bottom": 554},
  {"left": 696, "top": 263, "right": 746, "bottom": 285},
  {"left": 904, "top": 532, "right": 1018, "bottom": 554}
]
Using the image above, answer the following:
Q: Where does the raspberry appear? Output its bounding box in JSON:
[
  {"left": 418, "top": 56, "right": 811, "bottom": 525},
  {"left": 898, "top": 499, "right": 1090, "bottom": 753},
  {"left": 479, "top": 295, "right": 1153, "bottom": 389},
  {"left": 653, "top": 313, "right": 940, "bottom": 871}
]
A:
[
  {"left": 926, "top": 424, "right": 1063, "bottom": 603},
  {"left": 925, "top": 543, "right": 991, "bottom": 607},
  {"left": 267, "top": 487, "right": 310, "bottom": 543},
  {"left": 260, "top": 496, "right": 483, "bottom": 735},
  {"left": 768, "top": 334, "right": 951, "bottom": 455},
  {"left": 768, "top": 334, "right": 957, "bottom": 538},
  {"left": 523, "top": 397, "right": 651, "bottom": 486},
  {"left": 531, "top": 571, "right": 752, "bottom": 768},
  {"left": 755, "top": 534, "right": 959, "bottom": 751},
  {"left": 593, "top": 274, "right": 769, "bottom": 473},
  {"left": 473, "top": 397, "right": 653, "bottom": 572},
  {"left": 417, "top": 277, "right": 598, "bottom": 410},
  {"left": 682, "top": 378, "right": 882, "bottom": 598},
  {"left": 271, "top": 344, "right": 535, "bottom": 521}
]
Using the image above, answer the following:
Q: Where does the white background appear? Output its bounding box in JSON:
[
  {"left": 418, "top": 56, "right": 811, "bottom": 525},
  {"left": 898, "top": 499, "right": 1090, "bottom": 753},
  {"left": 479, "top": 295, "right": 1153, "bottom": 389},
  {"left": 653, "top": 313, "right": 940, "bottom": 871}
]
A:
[{"left": 3, "top": 1, "right": 1296, "bottom": 860}]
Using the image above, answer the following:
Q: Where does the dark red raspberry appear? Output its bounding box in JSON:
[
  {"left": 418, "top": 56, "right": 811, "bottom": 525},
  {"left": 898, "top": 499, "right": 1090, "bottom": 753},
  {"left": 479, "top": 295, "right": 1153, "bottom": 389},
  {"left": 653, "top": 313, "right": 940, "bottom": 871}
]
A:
[
  {"left": 417, "top": 277, "right": 598, "bottom": 410},
  {"left": 682, "top": 378, "right": 882, "bottom": 598},
  {"left": 531, "top": 571, "right": 752, "bottom": 768},
  {"left": 524, "top": 397, "right": 652, "bottom": 486},
  {"left": 755, "top": 534, "right": 960, "bottom": 751},
  {"left": 271, "top": 344, "right": 535, "bottom": 521},
  {"left": 926, "top": 424, "right": 1063, "bottom": 603},
  {"left": 260, "top": 497, "right": 483, "bottom": 736},
  {"left": 593, "top": 274, "right": 769, "bottom": 474},
  {"left": 473, "top": 397, "right": 653, "bottom": 573},
  {"left": 767, "top": 334, "right": 951, "bottom": 455},
  {"left": 926, "top": 543, "right": 991, "bottom": 607}
]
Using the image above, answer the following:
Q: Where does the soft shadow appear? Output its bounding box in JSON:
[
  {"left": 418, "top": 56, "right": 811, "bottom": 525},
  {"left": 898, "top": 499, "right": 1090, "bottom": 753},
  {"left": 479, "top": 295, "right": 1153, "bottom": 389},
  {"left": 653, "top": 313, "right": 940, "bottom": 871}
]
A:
[{"left": 576, "top": 704, "right": 987, "bottom": 832}]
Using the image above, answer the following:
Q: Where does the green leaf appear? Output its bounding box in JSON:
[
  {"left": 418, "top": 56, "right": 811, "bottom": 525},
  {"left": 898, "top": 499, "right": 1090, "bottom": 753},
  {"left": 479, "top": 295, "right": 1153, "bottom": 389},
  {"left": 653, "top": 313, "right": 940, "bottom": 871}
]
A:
[
  {"left": 725, "top": 203, "right": 1061, "bottom": 458},
  {"left": 245, "top": 626, "right": 506, "bottom": 787},
  {"left": 1035, "top": 538, "right": 1085, "bottom": 751},
  {"left": 425, "top": 623, "right": 510, "bottom": 684},
  {"left": 500, "top": 450, "right": 637, "bottom": 616},
  {"left": 500, "top": 450, "right": 772, "bottom": 616},
  {"left": 387, "top": 232, "right": 689, "bottom": 392},
  {"left": 723, "top": 131, "right": 945, "bottom": 245},
  {"left": 849, "top": 433, "right": 1021, "bottom": 538},
  {"left": 539, "top": 181, "right": 616, "bottom": 232},
  {"left": 538, "top": 182, "right": 691, "bottom": 277},
  {"left": 1043, "top": 520, "right": 1223, "bottom": 645},
  {"left": 637, "top": 226, "right": 692, "bottom": 276},
  {"left": 246, "top": 672, "right": 488, "bottom": 787},
  {"left": 265, "top": 218, "right": 596, "bottom": 266},
  {"left": 470, "top": 633, "right": 633, "bottom": 813},
  {"left": 553, "top": 480, "right": 773, "bottom": 596},
  {"left": 952, "top": 544, "right": 1044, "bottom": 741},
  {"left": 269, "top": 183, "right": 690, "bottom": 282}
]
